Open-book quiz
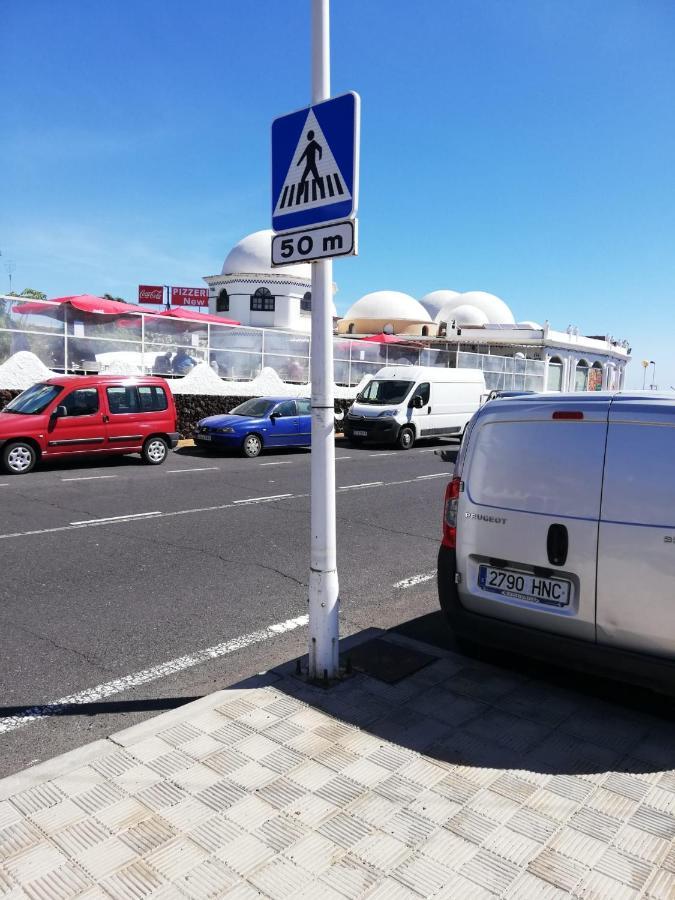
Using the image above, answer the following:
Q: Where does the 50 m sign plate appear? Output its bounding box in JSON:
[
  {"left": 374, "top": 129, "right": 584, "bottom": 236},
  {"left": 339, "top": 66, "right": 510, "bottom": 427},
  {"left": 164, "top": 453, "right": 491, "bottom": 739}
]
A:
[{"left": 271, "top": 221, "right": 357, "bottom": 266}]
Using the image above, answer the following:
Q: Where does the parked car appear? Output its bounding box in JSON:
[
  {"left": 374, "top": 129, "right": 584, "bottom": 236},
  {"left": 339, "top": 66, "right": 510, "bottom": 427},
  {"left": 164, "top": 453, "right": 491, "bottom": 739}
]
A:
[
  {"left": 344, "top": 365, "right": 486, "bottom": 450},
  {"left": 194, "top": 397, "right": 311, "bottom": 458},
  {"left": 0, "top": 375, "right": 178, "bottom": 474},
  {"left": 438, "top": 391, "right": 675, "bottom": 690}
]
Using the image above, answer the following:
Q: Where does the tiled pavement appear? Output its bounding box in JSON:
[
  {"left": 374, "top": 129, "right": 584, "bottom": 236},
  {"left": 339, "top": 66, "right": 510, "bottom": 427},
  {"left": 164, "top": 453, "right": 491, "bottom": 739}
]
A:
[{"left": 1, "top": 632, "right": 675, "bottom": 899}]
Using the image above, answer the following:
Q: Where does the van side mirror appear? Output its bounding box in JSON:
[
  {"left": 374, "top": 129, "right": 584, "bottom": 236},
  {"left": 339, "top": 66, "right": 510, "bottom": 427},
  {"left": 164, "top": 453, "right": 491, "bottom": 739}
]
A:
[
  {"left": 270, "top": 410, "right": 281, "bottom": 419},
  {"left": 53, "top": 405, "right": 68, "bottom": 418},
  {"left": 412, "top": 395, "right": 424, "bottom": 409}
]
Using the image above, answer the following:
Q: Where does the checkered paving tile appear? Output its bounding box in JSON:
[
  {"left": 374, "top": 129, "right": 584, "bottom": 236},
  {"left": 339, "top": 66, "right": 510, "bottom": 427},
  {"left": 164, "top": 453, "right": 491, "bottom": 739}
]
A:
[{"left": 1, "top": 638, "right": 675, "bottom": 898}]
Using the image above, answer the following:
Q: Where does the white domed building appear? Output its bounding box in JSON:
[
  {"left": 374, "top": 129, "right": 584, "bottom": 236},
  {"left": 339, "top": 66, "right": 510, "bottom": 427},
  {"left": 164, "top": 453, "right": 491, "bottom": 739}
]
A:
[
  {"left": 337, "top": 290, "right": 437, "bottom": 337},
  {"left": 203, "top": 229, "right": 336, "bottom": 334}
]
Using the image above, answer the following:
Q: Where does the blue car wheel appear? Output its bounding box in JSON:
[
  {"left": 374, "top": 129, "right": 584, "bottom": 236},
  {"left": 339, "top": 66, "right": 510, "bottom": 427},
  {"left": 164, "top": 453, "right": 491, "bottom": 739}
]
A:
[{"left": 242, "top": 433, "right": 263, "bottom": 458}]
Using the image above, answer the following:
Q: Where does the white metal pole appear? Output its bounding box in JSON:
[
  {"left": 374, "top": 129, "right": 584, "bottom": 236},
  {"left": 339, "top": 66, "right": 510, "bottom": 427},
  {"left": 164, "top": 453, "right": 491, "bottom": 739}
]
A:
[{"left": 308, "top": 0, "right": 339, "bottom": 681}]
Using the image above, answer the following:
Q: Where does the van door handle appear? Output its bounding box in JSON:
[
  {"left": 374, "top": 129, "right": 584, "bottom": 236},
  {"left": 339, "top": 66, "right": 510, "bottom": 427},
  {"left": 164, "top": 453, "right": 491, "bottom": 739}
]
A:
[
  {"left": 547, "top": 523, "right": 568, "bottom": 567},
  {"left": 427, "top": 406, "right": 431, "bottom": 413},
  {"left": 102, "top": 414, "right": 109, "bottom": 423}
]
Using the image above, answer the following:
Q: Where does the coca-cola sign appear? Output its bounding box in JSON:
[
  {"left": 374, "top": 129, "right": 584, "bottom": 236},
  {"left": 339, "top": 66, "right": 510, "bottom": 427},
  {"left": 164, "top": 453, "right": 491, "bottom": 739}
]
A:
[
  {"left": 138, "top": 285, "right": 164, "bottom": 304},
  {"left": 171, "top": 287, "right": 209, "bottom": 308}
]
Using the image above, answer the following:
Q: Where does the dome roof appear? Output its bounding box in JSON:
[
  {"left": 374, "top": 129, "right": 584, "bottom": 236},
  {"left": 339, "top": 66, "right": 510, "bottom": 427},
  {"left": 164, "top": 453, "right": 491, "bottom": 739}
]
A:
[
  {"left": 221, "top": 230, "right": 311, "bottom": 279},
  {"left": 344, "top": 290, "right": 431, "bottom": 322},
  {"left": 445, "top": 304, "right": 489, "bottom": 327},
  {"left": 419, "top": 290, "right": 461, "bottom": 320},
  {"left": 434, "top": 290, "right": 515, "bottom": 325}
]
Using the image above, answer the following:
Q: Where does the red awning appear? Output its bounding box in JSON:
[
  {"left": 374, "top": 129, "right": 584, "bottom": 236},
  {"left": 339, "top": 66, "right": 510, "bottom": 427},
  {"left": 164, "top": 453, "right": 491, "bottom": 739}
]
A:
[
  {"left": 157, "top": 308, "right": 240, "bottom": 326},
  {"left": 13, "top": 295, "right": 143, "bottom": 317},
  {"left": 359, "top": 332, "right": 411, "bottom": 344}
]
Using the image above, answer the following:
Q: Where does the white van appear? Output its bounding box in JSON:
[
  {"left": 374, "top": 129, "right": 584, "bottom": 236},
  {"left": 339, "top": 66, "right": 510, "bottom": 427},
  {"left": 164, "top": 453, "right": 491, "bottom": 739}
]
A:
[
  {"left": 438, "top": 391, "right": 675, "bottom": 689},
  {"left": 344, "top": 366, "right": 486, "bottom": 449}
]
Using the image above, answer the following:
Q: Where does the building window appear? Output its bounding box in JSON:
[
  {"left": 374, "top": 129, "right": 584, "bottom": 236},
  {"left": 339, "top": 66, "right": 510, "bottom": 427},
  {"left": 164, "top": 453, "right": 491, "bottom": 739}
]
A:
[
  {"left": 301, "top": 292, "right": 311, "bottom": 312},
  {"left": 216, "top": 289, "right": 229, "bottom": 312},
  {"left": 575, "top": 360, "right": 589, "bottom": 392},
  {"left": 421, "top": 326, "right": 429, "bottom": 336},
  {"left": 250, "top": 287, "right": 275, "bottom": 312},
  {"left": 347, "top": 323, "right": 355, "bottom": 334},
  {"left": 548, "top": 357, "right": 563, "bottom": 392}
]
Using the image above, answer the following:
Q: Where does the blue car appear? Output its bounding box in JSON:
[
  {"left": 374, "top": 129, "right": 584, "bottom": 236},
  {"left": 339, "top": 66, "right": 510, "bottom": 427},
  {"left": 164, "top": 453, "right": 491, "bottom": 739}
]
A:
[{"left": 194, "top": 397, "right": 312, "bottom": 458}]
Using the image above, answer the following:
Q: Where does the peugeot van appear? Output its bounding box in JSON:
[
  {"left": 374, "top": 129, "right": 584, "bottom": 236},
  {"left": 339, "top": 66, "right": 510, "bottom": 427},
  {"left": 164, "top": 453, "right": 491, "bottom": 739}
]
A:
[
  {"left": 0, "top": 375, "right": 179, "bottom": 474},
  {"left": 438, "top": 391, "right": 675, "bottom": 688},
  {"left": 344, "top": 366, "right": 486, "bottom": 449}
]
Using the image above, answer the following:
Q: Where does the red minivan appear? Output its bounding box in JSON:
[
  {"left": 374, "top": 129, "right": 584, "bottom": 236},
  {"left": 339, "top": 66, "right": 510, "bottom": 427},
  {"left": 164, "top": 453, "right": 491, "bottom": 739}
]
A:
[{"left": 0, "top": 376, "right": 179, "bottom": 474}]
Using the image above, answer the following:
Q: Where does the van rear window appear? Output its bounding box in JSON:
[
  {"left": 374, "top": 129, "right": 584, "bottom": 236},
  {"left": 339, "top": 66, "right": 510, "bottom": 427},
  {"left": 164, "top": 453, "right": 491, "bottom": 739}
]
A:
[
  {"left": 466, "top": 420, "right": 606, "bottom": 519},
  {"left": 138, "top": 386, "right": 168, "bottom": 412},
  {"left": 106, "top": 385, "right": 168, "bottom": 415}
]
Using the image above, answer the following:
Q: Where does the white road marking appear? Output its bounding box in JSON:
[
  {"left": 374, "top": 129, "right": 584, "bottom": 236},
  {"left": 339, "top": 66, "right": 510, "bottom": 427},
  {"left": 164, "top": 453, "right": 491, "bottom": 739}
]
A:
[
  {"left": 416, "top": 473, "right": 449, "bottom": 480},
  {"left": 259, "top": 461, "right": 293, "bottom": 467},
  {"left": 369, "top": 452, "right": 396, "bottom": 457},
  {"left": 335, "top": 456, "right": 352, "bottom": 461},
  {"left": 69, "top": 511, "right": 162, "bottom": 526},
  {"left": 0, "top": 614, "right": 309, "bottom": 735},
  {"left": 394, "top": 572, "right": 436, "bottom": 589},
  {"left": 233, "top": 493, "right": 292, "bottom": 504},
  {"left": 0, "top": 473, "right": 449, "bottom": 542},
  {"left": 167, "top": 467, "right": 219, "bottom": 474},
  {"left": 61, "top": 475, "right": 118, "bottom": 482},
  {"left": 0, "top": 484, "right": 8, "bottom": 487}
]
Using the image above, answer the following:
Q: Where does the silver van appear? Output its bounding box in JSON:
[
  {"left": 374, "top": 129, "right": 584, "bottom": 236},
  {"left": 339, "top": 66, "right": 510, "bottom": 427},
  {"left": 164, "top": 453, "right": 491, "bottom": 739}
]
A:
[{"left": 437, "top": 391, "right": 675, "bottom": 689}]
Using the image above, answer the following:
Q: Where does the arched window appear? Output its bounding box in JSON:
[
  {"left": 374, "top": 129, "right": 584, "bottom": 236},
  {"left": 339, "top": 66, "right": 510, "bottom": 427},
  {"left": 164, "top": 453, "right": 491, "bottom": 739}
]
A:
[
  {"left": 216, "top": 289, "right": 229, "bottom": 312},
  {"left": 589, "top": 361, "right": 603, "bottom": 391},
  {"left": 421, "top": 325, "right": 429, "bottom": 337},
  {"left": 250, "top": 287, "right": 275, "bottom": 312},
  {"left": 301, "top": 292, "right": 311, "bottom": 312},
  {"left": 575, "top": 359, "right": 589, "bottom": 391},
  {"left": 347, "top": 323, "right": 355, "bottom": 334},
  {"left": 548, "top": 356, "right": 563, "bottom": 391}
]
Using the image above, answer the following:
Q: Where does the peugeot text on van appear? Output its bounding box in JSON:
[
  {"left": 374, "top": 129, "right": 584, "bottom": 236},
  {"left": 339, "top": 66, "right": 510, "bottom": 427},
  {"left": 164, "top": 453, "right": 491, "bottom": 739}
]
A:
[
  {"left": 344, "top": 366, "right": 486, "bottom": 450},
  {"left": 438, "top": 391, "right": 675, "bottom": 690},
  {"left": 0, "top": 375, "right": 179, "bottom": 474}
]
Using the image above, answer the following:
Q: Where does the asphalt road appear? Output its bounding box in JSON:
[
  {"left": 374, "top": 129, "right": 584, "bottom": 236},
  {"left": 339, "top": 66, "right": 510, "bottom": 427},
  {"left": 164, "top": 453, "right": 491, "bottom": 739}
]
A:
[{"left": 0, "top": 438, "right": 459, "bottom": 776}]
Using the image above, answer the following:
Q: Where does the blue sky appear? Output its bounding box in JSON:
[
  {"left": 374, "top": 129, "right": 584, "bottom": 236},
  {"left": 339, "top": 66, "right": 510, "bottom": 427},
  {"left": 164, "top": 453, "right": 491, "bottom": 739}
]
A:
[{"left": 2, "top": 0, "right": 674, "bottom": 388}]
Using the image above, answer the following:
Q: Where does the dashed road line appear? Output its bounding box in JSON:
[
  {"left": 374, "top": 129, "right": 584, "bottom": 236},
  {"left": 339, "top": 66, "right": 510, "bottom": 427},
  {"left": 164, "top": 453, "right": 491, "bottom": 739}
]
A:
[
  {"left": 61, "top": 475, "right": 118, "bottom": 482},
  {"left": 167, "top": 467, "right": 219, "bottom": 474},
  {"left": 338, "top": 481, "right": 384, "bottom": 491},
  {"left": 416, "top": 473, "right": 449, "bottom": 480},
  {"left": 0, "top": 614, "right": 309, "bottom": 735},
  {"left": 70, "top": 511, "right": 162, "bottom": 526},
  {"left": 259, "top": 461, "right": 293, "bottom": 467},
  {"left": 233, "top": 493, "right": 293, "bottom": 504},
  {"left": 394, "top": 572, "right": 436, "bottom": 589},
  {"left": 369, "top": 452, "right": 396, "bottom": 457}
]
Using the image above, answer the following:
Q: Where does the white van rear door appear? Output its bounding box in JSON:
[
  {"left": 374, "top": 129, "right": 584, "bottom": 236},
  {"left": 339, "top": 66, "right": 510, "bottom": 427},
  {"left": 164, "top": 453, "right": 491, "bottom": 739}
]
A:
[
  {"left": 456, "top": 400, "right": 610, "bottom": 642},
  {"left": 597, "top": 398, "right": 675, "bottom": 659}
]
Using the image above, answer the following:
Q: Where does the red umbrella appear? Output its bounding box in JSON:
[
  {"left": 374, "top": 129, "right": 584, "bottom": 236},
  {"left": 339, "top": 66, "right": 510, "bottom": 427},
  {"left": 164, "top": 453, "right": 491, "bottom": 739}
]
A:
[
  {"left": 359, "top": 332, "right": 410, "bottom": 344},
  {"left": 13, "top": 294, "right": 142, "bottom": 317},
  {"left": 157, "top": 308, "right": 240, "bottom": 326}
]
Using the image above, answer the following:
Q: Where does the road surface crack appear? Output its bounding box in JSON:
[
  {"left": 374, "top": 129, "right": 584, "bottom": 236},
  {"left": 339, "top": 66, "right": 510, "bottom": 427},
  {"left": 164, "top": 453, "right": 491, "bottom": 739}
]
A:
[{"left": 1, "top": 618, "right": 116, "bottom": 674}]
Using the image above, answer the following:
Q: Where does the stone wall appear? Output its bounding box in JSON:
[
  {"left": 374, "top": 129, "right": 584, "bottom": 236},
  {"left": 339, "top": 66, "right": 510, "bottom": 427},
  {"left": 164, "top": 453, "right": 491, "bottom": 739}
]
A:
[{"left": 0, "top": 390, "right": 352, "bottom": 438}]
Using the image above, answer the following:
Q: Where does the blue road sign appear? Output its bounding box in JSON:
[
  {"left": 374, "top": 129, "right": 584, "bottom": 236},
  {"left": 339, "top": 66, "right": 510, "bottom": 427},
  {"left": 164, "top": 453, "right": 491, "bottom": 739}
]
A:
[{"left": 272, "top": 91, "right": 360, "bottom": 233}]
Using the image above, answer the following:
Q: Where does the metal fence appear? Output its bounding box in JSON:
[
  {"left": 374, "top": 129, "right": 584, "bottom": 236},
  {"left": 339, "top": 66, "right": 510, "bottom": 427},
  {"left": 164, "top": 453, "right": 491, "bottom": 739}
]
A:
[{"left": 0, "top": 298, "right": 545, "bottom": 391}]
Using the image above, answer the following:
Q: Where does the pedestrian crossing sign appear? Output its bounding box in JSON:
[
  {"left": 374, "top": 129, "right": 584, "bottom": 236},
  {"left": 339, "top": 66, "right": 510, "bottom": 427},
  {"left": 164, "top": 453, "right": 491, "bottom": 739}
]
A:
[{"left": 272, "top": 92, "right": 360, "bottom": 233}]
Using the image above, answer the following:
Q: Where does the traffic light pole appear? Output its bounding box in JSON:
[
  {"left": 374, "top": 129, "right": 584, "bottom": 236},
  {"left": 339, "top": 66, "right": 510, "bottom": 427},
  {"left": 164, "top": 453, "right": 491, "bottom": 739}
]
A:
[{"left": 308, "top": 0, "right": 339, "bottom": 681}]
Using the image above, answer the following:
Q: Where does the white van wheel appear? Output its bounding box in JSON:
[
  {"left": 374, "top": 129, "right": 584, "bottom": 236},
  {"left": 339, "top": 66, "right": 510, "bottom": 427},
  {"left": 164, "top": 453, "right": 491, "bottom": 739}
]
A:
[
  {"left": 2, "top": 441, "right": 37, "bottom": 474},
  {"left": 142, "top": 437, "right": 168, "bottom": 465},
  {"left": 397, "top": 426, "right": 414, "bottom": 450}
]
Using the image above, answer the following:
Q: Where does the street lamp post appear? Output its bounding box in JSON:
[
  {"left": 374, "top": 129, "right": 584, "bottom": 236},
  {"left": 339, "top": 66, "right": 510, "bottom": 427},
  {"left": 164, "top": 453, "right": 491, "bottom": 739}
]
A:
[{"left": 650, "top": 360, "right": 656, "bottom": 390}]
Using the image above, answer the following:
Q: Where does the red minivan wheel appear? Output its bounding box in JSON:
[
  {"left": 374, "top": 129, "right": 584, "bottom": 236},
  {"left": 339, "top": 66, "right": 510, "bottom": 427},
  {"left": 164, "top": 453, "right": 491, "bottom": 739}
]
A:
[
  {"left": 142, "top": 436, "right": 169, "bottom": 465},
  {"left": 2, "top": 440, "right": 38, "bottom": 475}
]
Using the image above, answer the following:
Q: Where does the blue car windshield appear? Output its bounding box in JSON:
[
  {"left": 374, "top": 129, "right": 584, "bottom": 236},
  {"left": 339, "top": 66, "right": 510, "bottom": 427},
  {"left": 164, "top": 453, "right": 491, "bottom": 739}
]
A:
[
  {"left": 4, "top": 383, "right": 63, "bottom": 414},
  {"left": 230, "top": 398, "right": 275, "bottom": 417}
]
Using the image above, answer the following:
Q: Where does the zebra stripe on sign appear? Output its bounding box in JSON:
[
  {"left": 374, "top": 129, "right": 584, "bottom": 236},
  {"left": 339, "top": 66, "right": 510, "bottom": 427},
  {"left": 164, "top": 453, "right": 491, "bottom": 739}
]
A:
[{"left": 273, "top": 109, "right": 351, "bottom": 217}]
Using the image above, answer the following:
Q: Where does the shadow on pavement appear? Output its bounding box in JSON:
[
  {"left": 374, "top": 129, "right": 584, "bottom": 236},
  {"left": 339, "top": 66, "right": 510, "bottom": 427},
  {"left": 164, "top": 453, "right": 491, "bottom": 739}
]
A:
[
  {"left": 0, "top": 696, "right": 201, "bottom": 721},
  {"left": 261, "top": 614, "right": 675, "bottom": 778}
]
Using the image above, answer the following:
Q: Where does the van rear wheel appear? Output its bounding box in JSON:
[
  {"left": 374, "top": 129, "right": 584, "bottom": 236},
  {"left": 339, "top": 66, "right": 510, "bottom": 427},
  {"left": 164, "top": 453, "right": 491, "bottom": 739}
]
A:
[
  {"left": 397, "top": 426, "right": 415, "bottom": 450},
  {"left": 2, "top": 440, "right": 37, "bottom": 474},
  {"left": 142, "top": 436, "right": 168, "bottom": 465}
]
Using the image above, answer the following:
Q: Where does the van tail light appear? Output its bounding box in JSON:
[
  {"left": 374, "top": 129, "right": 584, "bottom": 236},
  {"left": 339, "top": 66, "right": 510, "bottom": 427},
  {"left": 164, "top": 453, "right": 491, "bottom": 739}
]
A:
[
  {"left": 552, "top": 410, "right": 584, "bottom": 420},
  {"left": 442, "top": 476, "right": 462, "bottom": 549}
]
